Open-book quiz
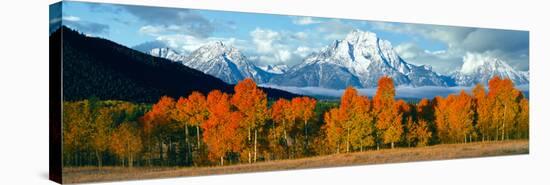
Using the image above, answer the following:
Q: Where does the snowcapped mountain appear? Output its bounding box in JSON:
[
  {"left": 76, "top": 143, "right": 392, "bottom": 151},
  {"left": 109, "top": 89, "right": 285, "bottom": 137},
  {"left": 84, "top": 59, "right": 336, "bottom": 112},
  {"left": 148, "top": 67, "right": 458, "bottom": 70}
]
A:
[
  {"left": 181, "top": 41, "right": 272, "bottom": 84},
  {"left": 259, "top": 64, "right": 288, "bottom": 74},
  {"left": 452, "top": 53, "right": 529, "bottom": 86},
  {"left": 147, "top": 47, "right": 186, "bottom": 62},
  {"left": 269, "top": 29, "right": 454, "bottom": 89}
]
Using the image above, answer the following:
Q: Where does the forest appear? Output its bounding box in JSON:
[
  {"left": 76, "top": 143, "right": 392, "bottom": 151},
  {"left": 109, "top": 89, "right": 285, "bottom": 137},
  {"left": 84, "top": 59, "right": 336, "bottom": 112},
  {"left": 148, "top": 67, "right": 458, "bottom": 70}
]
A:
[{"left": 62, "top": 76, "right": 529, "bottom": 168}]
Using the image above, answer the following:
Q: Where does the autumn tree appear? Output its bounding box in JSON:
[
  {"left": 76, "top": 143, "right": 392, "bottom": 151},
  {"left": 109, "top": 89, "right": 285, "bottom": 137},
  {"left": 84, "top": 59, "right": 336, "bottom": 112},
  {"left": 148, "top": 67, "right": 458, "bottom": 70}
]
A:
[
  {"left": 348, "top": 95, "right": 375, "bottom": 152},
  {"left": 373, "top": 77, "right": 403, "bottom": 149},
  {"left": 91, "top": 107, "right": 114, "bottom": 169},
  {"left": 203, "top": 90, "right": 245, "bottom": 165},
  {"left": 416, "top": 98, "right": 436, "bottom": 144},
  {"left": 488, "top": 77, "right": 522, "bottom": 141},
  {"left": 324, "top": 108, "right": 345, "bottom": 153},
  {"left": 448, "top": 90, "right": 475, "bottom": 143},
  {"left": 291, "top": 97, "right": 317, "bottom": 154},
  {"left": 417, "top": 98, "right": 435, "bottom": 121},
  {"left": 324, "top": 87, "right": 375, "bottom": 153},
  {"left": 174, "top": 92, "right": 209, "bottom": 164},
  {"left": 516, "top": 99, "right": 529, "bottom": 139},
  {"left": 110, "top": 122, "right": 143, "bottom": 167},
  {"left": 62, "top": 100, "right": 93, "bottom": 166},
  {"left": 472, "top": 84, "right": 493, "bottom": 141},
  {"left": 231, "top": 78, "right": 268, "bottom": 163},
  {"left": 269, "top": 99, "right": 295, "bottom": 159},
  {"left": 141, "top": 96, "right": 176, "bottom": 164}
]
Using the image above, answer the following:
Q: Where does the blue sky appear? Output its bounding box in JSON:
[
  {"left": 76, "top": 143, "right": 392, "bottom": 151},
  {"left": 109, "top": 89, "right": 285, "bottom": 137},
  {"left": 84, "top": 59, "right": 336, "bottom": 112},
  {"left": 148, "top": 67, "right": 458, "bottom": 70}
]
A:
[{"left": 50, "top": 1, "right": 529, "bottom": 75}]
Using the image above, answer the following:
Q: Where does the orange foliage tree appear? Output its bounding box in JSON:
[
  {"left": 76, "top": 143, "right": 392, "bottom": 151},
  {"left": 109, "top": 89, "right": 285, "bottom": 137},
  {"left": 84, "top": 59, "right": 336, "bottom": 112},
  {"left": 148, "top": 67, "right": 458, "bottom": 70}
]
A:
[
  {"left": 174, "top": 92, "right": 209, "bottom": 165},
  {"left": 472, "top": 84, "right": 493, "bottom": 141},
  {"left": 110, "top": 122, "right": 143, "bottom": 167},
  {"left": 373, "top": 77, "right": 403, "bottom": 149},
  {"left": 291, "top": 97, "right": 317, "bottom": 154},
  {"left": 203, "top": 90, "right": 245, "bottom": 165},
  {"left": 324, "top": 87, "right": 375, "bottom": 153},
  {"left": 91, "top": 107, "right": 114, "bottom": 169},
  {"left": 516, "top": 99, "right": 529, "bottom": 139},
  {"left": 269, "top": 99, "right": 295, "bottom": 159},
  {"left": 231, "top": 78, "right": 268, "bottom": 163},
  {"left": 488, "top": 76, "right": 522, "bottom": 141},
  {"left": 140, "top": 96, "right": 176, "bottom": 163}
]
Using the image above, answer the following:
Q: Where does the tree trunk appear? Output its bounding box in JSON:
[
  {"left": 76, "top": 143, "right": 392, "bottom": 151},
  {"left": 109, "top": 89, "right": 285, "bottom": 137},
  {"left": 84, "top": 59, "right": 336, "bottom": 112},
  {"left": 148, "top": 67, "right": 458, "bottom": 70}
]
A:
[
  {"left": 196, "top": 126, "right": 201, "bottom": 149},
  {"left": 391, "top": 142, "right": 394, "bottom": 149},
  {"left": 129, "top": 154, "right": 134, "bottom": 168},
  {"left": 248, "top": 127, "right": 251, "bottom": 164},
  {"left": 502, "top": 105, "right": 508, "bottom": 141},
  {"left": 254, "top": 129, "right": 258, "bottom": 163},
  {"left": 95, "top": 150, "right": 102, "bottom": 170},
  {"left": 184, "top": 125, "right": 190, "bottom": 165},
  {"left": 221, "top": 156, "right": 224, "bottom": 166},
  {"left": 346, "top": 127, "right": 350, "bottom": 153},
  {"left": 304, "top": 120, "right": 308, "bottom": 155},
  {"left": 158, "top": 136, "right": 163, "bottom": 165}
]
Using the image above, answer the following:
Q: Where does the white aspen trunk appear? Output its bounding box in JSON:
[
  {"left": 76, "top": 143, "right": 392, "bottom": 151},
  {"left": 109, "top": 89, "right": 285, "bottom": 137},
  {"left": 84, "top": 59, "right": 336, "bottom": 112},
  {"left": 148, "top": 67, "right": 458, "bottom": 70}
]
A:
[
  {"left": 502, "top": 105, "right": 507, "bottom": 141},
  {"left": 254, "top": 129, "right": 257, "bottom": 163},
  {"left": 346, "top": 127, "right": 350, "bottom": 153},
  {"left": 197, "top": 126, "right": 201, "bottom": 149},
  {"left": 248, "top": 126, "right": 251, "bottom": 164}
]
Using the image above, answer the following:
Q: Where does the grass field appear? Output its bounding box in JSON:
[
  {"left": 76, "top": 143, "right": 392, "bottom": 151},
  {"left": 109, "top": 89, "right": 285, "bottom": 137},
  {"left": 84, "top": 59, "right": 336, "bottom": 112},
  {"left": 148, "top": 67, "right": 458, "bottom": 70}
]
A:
[{"left": 63, "top": 140, "right": 528, "bottom": 184}]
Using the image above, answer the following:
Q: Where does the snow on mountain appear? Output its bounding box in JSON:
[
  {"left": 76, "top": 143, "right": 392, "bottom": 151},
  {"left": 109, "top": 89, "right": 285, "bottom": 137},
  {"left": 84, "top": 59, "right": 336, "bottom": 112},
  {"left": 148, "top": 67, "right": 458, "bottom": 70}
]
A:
[
  {"left": 452, "top": 53, "right": 529, "bottom": 86},
  {"left": 148, "top": 47, "right": 187, "bottom": 62},
  {"left": 259, "top": 64, "right": 288, "bottom": 74},
  {"left": 132, "top": 41, "right": 187, "bottom": 62},
  {"left": 270, "top": 29, "right": 453, "bottom": 89},
  {"left": 181, "top": 41, "right": 272, "bottom": 84}
]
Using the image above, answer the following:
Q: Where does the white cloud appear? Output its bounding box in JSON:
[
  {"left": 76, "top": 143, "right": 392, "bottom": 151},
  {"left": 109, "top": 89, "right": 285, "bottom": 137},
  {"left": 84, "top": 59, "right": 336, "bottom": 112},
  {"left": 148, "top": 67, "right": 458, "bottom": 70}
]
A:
[
  {"left": 292, "top": 17, "right": 321, "bottom": 25},
  {"left": 249, "top": 28, "right": 301, "bottom": 64},
  {"left": 250, "top": 28, "right": 281, "bottom": 53},
  {"left": 294, "top": 46, "right": 313, "bottom": 58},
  {"left": 62, "top": 15, "right": 81, "bottom": 22},
  {"left": 293, "top": 32, "right": 308, "bottom": 40},
  {"left": 395, "top": 42, "right": 463, "bottom": 74},
  {"left": 372, "top": 22, "right": 529, "bottom": 72},
  {"left": 316, "top": 20, "right": 354, "bottom": 41},
  {"left": 155, "top": 34, "right": 245, "bottom": 53},
  {"left": 139, "top": 25, "right": 164, "bottom": 36}
]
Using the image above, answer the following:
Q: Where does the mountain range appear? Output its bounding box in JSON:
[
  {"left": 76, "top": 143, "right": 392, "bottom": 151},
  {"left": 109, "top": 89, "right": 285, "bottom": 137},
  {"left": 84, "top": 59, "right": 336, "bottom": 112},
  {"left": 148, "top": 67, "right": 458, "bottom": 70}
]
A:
[
  {"left": 55, "top": 26, "right": 300, "bottom": 103},
  {"left": 135, "top": 29, "right": 529, "bottom": 89}
]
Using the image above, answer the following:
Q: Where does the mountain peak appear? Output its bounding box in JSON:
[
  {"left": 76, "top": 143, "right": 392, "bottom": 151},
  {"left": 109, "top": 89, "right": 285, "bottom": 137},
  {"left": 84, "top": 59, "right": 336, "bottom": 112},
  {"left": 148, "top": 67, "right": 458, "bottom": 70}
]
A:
[
  {"left": 453, "top": 53, "right": 529, "bottom": 86},
  {"left": 460, "top": 53, "right": 513, "bottom": 74},
  {"left": 343, "top": 29, "right": 378, "bottom": 45},
  {"left": 184, "top": 41, "right": 272, "bottom": 84}
]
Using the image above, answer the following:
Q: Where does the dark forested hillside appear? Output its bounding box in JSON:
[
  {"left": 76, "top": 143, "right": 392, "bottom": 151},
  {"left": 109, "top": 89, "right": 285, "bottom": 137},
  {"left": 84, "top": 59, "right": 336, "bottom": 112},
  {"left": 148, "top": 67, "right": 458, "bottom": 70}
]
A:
[{"left": 53, "top": 26, "right": 299, "bottom": 103}]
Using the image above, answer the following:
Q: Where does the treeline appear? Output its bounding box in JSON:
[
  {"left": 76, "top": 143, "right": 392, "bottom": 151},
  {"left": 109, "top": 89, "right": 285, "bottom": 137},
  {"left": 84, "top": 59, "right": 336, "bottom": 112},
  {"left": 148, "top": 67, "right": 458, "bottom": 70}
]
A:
[{"left": 62, "top": 77, "right": 528, "bottom": 168}]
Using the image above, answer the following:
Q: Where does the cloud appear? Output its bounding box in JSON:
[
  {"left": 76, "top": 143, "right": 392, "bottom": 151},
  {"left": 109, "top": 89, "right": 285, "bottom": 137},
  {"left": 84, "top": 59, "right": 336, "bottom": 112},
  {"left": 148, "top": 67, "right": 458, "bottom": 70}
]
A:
[
  {"left": 373, "top": 22, "right": 529, "bottom": 73},
  {"left": 154, "top": 34, "right": 242, "bottom": 53},
  {"left": 262, "top": 84, "right": 529, "bottom": 99},
  {"left": 292, "top": 17, "right": 321, "bottom": 25},
  {"left": 395, "top": 42, "right": 463, "bottom": 74},
  {"left": 122, "top": 5, "right": 214, "bottom": 38},
  {"left": 251, "top": 28, "right": 281, "bottom": 53},
  {"left": 294, "top": 46, "right": 314, "bottom": 58},
  {"left": 316, "top": 20, "right": 355, "bottom": 40},
  {"left": 249, "top": 28, "right": 299, "bottom": 64},
  {"left": 61, "top": 15, "right": 109, "bottom": 35},
  {"left": 62, "top": 16, "right": 80, "bottom": 22}
]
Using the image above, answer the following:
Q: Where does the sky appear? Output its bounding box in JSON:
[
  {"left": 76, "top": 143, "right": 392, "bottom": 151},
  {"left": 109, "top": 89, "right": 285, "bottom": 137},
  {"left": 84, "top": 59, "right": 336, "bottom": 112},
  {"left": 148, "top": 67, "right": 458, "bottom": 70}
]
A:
[{"left": 50, "top": 1, "right": 529, "bottom": 75}]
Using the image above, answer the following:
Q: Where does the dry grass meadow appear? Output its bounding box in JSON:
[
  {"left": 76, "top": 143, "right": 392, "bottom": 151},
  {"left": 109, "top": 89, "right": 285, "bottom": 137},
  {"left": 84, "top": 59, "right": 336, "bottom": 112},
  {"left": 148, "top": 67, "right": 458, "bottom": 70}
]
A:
[{"left": 63, "top": 140, "right": 528, "bottom": 184}]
